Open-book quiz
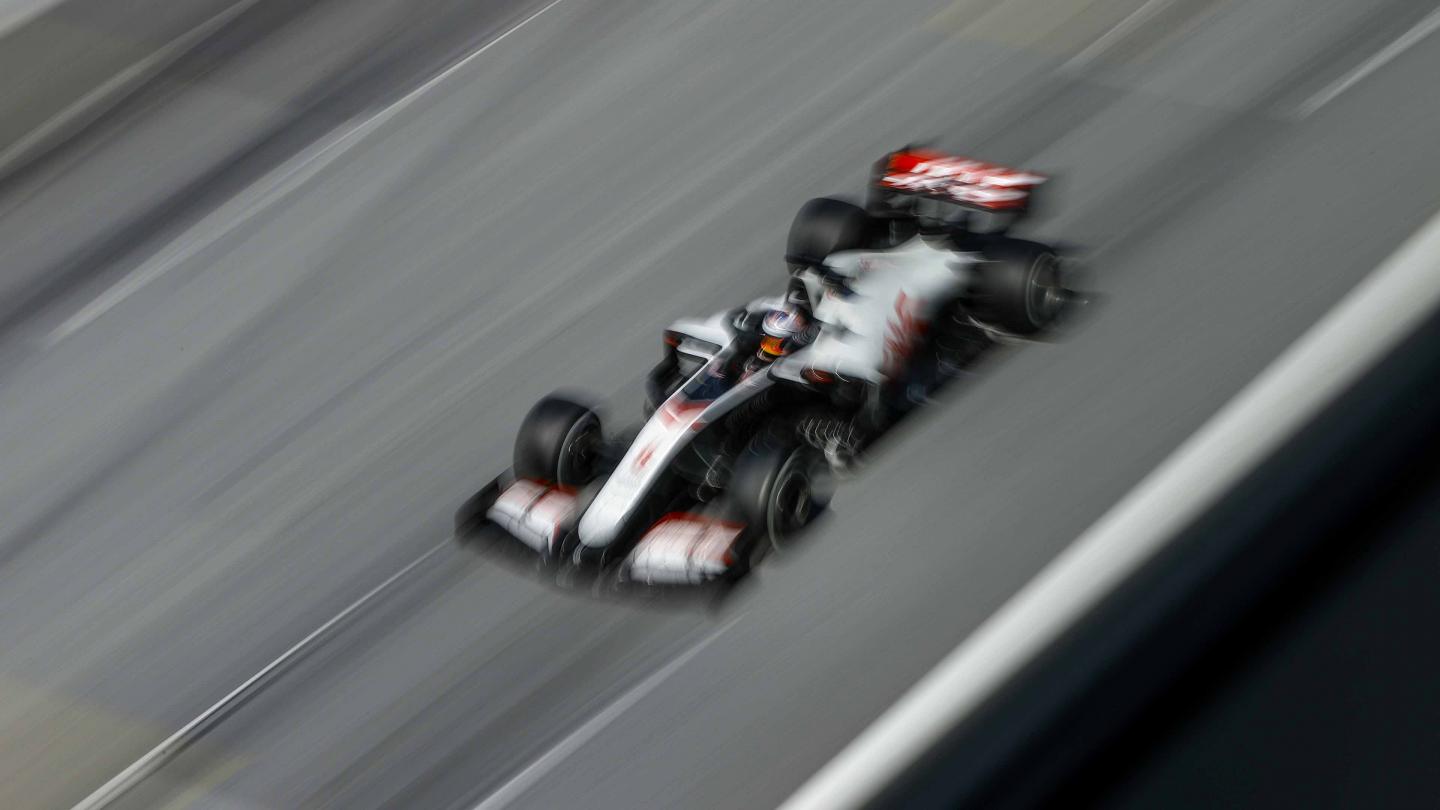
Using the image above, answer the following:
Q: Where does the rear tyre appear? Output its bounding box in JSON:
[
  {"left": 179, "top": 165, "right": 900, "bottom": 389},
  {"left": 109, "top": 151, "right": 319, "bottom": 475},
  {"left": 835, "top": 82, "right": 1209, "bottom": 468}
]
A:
[
  {"left": 971, "top": 239, "right": 1066, "bottom": 335},
  {"left": 786, "top": 198, "right": 873, "bottom": 267},
  {"left": 729, "top": 438, "right": 833, "bottom": 557},
  {"left": 513, "top": 395, "right": 602, "bottom": 487}
]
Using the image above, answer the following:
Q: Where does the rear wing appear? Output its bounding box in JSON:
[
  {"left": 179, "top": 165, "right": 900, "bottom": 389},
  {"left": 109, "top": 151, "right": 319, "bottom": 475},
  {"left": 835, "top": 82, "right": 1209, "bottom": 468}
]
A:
[{"left": 870, "top": 149, "right": 1047, "bottom": 216}]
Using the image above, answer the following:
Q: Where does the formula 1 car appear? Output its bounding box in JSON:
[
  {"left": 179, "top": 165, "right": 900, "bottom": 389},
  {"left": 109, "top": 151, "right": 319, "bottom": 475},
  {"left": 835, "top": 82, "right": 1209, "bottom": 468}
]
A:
[{"left": 455, "top": 148, "right": 1073, "bottom": 593}]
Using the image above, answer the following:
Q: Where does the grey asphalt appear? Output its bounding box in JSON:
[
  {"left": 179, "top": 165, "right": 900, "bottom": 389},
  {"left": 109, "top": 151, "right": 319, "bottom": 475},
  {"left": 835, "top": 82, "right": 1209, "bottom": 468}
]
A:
[{"left": 0, "top": 0, "right": 1437, "bottom": 808}]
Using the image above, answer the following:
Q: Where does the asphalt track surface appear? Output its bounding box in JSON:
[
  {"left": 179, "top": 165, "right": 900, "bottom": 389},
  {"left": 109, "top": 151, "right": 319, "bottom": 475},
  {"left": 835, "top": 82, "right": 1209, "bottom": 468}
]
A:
[{"left": 0, "top": 1, "right": 1437, "bottom": 808}]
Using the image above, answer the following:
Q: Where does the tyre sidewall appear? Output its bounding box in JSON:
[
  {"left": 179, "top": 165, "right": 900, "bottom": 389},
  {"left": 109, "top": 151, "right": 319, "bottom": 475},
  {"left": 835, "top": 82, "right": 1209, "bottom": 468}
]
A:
[
  {"left": 729, "top": 439, "right": 831, "bottom": 551},
  {"left": 973, "top": 240, "right": 1064, "bottom": 335},
  {"left": 513, "top": 396, "right": 602, "bottom": 487}
]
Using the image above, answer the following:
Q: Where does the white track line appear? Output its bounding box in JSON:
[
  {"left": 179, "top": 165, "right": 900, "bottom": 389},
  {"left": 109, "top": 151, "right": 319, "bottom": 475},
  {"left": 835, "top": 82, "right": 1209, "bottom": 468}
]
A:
[
  {"left": 71, "top": 542, "right": 449, "bottom": 810},
  {"left": 470, "top": 616, "right": 744, "bottom": 810},
  {"left": 1295, "top": 5, "right": 1440, "bottom": 118},
  {"left": 1059, "top": 0, "right": 1177, "bottom": 75},
  {"left": 44, "top": 120, "right": 375, "bottom": 347},
  {"left": 781, "top": 204, "right": 1440, "bottom": 808},
  {"left": 44, "top": 0, "right": 570, "bottom": 347},
  {"left": 0, "top": 0, "right": 263, "bottom": 182}
]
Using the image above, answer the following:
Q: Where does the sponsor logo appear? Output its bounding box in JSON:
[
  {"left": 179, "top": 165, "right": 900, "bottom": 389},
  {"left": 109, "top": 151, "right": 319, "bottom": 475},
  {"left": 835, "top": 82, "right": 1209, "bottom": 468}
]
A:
[
  {"left": 635, "top": 441, "right": 657, "bottom": 470},
  {"left": 880, "top": 151, "right": 1045, "bottom": 211},
  {"left": 883, "top": 291, "right": 928, "bottom": 376}
]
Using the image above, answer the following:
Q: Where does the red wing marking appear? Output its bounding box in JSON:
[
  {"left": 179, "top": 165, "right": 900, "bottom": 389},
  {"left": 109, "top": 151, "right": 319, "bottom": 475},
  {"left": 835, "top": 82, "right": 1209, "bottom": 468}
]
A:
[
  {"left": 882, "top": 291, "right": 929, "bottom": 376},
  {"left": 657, "top": 399, "right": 709, "bottom": 430},
  {"left": 879, "top": 149, "right": 1045, "bottom": 211},
  {"left": 635, "top": 442, "right": 657, "bottom": 470},
  {"left": 638, "top": 513, "right": 745, "bottom": 566}
]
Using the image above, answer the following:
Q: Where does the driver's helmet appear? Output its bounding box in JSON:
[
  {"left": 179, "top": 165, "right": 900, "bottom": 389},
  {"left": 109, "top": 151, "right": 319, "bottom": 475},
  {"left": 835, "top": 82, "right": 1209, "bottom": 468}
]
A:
[{"left": 756, "top": 305, "right": 812, "bottom": 364}]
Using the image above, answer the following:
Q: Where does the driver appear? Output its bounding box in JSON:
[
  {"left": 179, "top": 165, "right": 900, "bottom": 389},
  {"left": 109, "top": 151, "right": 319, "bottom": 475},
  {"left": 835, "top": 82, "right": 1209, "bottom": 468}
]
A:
[{"left": 747, "top": 304, "right": 813, "bottom": 372}]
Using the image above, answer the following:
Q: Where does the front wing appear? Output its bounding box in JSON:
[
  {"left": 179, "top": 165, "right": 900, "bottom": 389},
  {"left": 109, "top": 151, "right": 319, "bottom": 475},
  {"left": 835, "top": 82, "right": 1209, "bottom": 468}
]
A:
[{"left": 455, "top": 473, "right": 752, "bottom": 588}]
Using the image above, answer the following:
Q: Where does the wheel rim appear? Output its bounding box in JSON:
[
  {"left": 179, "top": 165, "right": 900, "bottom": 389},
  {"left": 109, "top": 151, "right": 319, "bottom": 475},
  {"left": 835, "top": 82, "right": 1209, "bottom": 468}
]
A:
[
  {"left": 1025, "top": 255, "right": 1065, "bottom": 327},
  {"left": 768, "top": 450, "right": 830, "bottom": 543},
  {"left": 776, "top": 475, "right": 811, "bottom": 533},
  {"left": 557, "top": 417, "right": 600, "bottom": 486}
]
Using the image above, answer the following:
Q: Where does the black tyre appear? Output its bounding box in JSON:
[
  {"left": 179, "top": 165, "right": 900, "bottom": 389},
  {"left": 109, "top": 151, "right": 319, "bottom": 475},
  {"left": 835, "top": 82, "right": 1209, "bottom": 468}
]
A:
[
  {"left": 513, "top": 395, "right": 602, "bottom": 487},
  {"left": 729, "top": 438, "right": 832, "bottom": 554},
  {"left": 786, "top": 197, "right": 873, "bottom": 267},
  {"left": 970, "top": 239, "right": 1066, "bottom": 335}
]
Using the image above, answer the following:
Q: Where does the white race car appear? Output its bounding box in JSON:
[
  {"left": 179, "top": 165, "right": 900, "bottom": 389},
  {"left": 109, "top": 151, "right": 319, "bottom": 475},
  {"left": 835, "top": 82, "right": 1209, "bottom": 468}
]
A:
[{"left": 455, "top": 148, "right": 1072, "bottom": 593}]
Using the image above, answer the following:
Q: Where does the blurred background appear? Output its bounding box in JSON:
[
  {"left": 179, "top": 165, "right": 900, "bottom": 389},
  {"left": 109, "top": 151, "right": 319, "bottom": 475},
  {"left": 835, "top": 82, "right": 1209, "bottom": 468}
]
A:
[{"left": 0, "top": 0, "right": 1437, "bottom": 808}]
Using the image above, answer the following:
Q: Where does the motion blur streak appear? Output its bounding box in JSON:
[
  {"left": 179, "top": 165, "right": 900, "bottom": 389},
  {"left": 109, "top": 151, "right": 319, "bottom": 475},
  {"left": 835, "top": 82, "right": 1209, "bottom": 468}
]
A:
[
  {"left": 782, "top": 194, "right": 1440, "bottom": 810},
  {"left": 43, "top": 0, "right": 570, "bottom": 345},
  {"left": 0, "top": 0, "right": 263, "bottom": 182},
  {"left": 1294, "top": 4, "right": 1440, "bottom": 117},
  {"left": 1058, "top": 0, "right": 1178, "bottom": 74},
  {"left": 71, "top": 542, "right": 448, "bottom": 810},
  {"left": 0, "top": 1, "right": 1435, "bottom": 809},
  {"left": 469, "top": 616, "right": 742, "bottom": 810}
]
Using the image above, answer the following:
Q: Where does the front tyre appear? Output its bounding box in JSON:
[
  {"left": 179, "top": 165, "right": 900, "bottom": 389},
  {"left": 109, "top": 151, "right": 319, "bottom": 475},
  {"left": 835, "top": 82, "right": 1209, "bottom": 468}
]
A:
[
  {"left": 513, "top": 395, "right": 602, "bottom": 487},
  {"left": 729, "top": 439, "right": 833, "bottom": 556}
]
